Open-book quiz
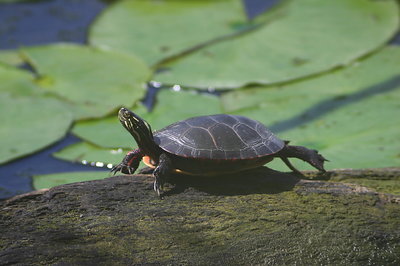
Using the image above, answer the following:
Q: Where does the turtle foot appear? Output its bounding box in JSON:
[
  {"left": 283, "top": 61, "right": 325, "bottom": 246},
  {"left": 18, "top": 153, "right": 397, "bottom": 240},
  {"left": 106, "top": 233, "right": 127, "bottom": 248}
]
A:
[
  {"left": 110, "top": 163, "right": 136, "bottom": 175},
  {"left": 309, "top": 150, "right": 328, "bottom": 173},
  {"left": 152, "top": 153, "right": 172, "bottom": 198},
  {"left": 153, "top": 166, "right": 167, "bottom": 198},
  {"left": 111, "top": 149, "right": 142, "bottom": 175},
  {"left": 280, "top": 145, "right": 328, "bottom": 173},
  {"left": 153, "top": 179, "right": 164, "bottom": 198}
]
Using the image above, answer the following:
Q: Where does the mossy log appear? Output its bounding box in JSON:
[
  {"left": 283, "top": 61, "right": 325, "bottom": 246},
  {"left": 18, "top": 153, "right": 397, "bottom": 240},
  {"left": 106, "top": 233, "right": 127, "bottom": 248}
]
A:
[{"left": 1, "top": 167, "right": 399, "bottom": 265}]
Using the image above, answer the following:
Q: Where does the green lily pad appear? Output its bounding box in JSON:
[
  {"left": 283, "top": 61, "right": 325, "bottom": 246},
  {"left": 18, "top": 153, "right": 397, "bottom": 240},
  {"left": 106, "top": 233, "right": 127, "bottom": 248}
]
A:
[
  {"left": 21, "top": 44, "right": 151, "bottom": 120},
  {"left": 89, "top": 0, "right": 261, "bottom": 66},
  {"left": 0, "top": 93, "right": 73, "bottom": 164},
  {"left": 0, "top": 50, "right": 24, "bottom": 66},
  {"left": 72, "top": 89, "right": 221, "bottom": 148},
  {"left": 54, "top": 141, "right": 129, "bottom": 167},
  {"left": 0, "top": 62, "right": 40, "bottom": 95},
  {"left": 155, "top": 0, "right": 399, "bottom": 89},
  {"left": 222, "top": 46, "right": 400, "bottom": 170},
  {"left": 53, "top": 141, "right": 147, "bottom": 172},
  {"left": 32, "top": 171, "right": 110, "bottom": 190}
]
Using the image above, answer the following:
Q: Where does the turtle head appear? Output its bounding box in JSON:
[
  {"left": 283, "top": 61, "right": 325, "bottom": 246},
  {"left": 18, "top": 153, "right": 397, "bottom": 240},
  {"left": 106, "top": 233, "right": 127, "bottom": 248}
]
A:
[{"left": 118, "top": 108, "right": 153, "bottom": 143}]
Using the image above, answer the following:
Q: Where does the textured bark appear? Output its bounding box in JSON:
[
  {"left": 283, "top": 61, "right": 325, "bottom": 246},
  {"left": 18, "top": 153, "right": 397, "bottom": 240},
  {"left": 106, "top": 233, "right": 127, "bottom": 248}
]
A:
[{"left": 1, "top": 167, "right": 399, "bottom": 265}]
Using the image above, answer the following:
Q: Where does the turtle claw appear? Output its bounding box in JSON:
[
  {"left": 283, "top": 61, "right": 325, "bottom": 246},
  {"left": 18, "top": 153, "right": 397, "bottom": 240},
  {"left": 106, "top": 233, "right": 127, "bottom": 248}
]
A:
[
  {"left": 310, "top": 152, "right": 328, "bottom": 173},
  {"left": 152, "top": 153, "right": 171, "bottom": 198},
  {"left": 110, "top": 163, "right": 135, "bottom": 175},
  {"left": 153, "top": 180, "right": 163, "bottom": 198},
  {"left": 110, "top": 164, "right": 122, "bottom": 175},
  {"left": 280, "top": 145, "right": 328, "bottom": 173},
  {"left": 153, "top": 170, "right": 165, "bottom": 197}
]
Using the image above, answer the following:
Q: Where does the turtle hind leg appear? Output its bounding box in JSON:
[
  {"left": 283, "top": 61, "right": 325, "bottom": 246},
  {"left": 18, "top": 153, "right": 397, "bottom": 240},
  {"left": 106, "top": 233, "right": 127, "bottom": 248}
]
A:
[
  {"left": 153, "top": 153, "right": 173, "bottom": 198},
  {"left": 280, "top": 157, "right": 302, "bottom": 175},
  {"left": 279, "top": 145, "right": 328, "bottom": 173}
]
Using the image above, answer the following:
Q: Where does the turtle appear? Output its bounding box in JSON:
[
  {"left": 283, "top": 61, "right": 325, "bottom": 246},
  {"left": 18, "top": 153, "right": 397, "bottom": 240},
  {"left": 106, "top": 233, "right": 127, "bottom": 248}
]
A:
[{"left": 112, "top": 108, "right": 328, "bottom": 196}]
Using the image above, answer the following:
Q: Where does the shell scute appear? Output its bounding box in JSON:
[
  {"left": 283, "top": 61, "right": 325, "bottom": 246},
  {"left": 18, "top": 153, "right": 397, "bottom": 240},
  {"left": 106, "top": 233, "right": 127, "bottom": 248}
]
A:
[
  {"left": 209, "top": 123, "right": 247, "bottom": 150},
  {"left": 186, "top": 116, "right": 217, "bottom": 129}
]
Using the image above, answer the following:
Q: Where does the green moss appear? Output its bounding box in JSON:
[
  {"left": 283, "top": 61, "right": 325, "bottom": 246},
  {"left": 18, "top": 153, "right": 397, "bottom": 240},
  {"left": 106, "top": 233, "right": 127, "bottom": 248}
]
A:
[
  {"left": 74, "top": 192, "right": 399, "bottom": 264},
  {"left": 1, "top": 174, "right": 399, "bottom": 265},
  {"left": 326, "top": 171, "right": 400, "bottom": 196}
]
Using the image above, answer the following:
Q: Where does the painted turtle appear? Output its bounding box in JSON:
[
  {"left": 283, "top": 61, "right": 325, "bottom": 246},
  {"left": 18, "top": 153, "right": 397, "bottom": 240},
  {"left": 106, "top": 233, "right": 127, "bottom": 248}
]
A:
[{"left": 112, "top": 108, "right": 327, "bottom": 196}]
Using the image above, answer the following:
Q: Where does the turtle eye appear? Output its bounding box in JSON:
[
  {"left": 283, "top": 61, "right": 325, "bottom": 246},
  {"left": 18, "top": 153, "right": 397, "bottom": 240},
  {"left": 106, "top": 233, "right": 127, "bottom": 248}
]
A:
[{"left": 124, "top": 111, "right": 133, "bottom": 120}]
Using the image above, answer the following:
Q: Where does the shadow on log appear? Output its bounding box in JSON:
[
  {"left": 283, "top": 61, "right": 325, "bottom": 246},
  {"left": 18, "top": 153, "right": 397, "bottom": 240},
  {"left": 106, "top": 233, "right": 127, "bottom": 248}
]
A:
[{"left": 1, "top": 167, "right": 399, "bottom": 265}]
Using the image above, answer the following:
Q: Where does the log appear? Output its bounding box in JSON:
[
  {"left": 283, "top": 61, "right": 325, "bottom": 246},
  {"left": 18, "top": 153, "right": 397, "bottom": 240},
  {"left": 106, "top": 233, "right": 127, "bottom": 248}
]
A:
[{"left": 1, "top": 167, "right": 399, "bottom": 265}]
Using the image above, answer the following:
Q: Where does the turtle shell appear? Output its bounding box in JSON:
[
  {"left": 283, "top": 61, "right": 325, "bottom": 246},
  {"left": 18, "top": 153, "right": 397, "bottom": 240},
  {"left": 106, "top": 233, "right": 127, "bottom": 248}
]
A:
[{"left": 153, "top": 114, "right": 284, "bottom": 160}]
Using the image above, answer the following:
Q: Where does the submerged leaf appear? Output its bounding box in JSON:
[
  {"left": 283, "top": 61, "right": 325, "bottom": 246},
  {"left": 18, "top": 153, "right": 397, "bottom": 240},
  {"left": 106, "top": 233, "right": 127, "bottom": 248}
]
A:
[
  {"left": 72, "top": 89, "right": 222, "bottom": 148},
  {"left": 21, "top": 44, "right": 151, "bottom": 120},
  {"left": 155, "top": 0, "right": 399, "bottom": 88}
]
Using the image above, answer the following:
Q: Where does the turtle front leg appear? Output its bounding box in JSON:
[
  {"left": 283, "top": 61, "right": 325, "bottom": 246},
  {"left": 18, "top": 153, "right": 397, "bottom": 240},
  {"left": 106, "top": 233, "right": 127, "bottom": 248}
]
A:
[
  {"left": 153, "top": 153, "right": 172, "bottom": 197},
  {"left": 111, "top": 149, "right": 143, "bottom": 175},
  {"left": 278, "top": 145, "right": 328, "bottom": 173}
]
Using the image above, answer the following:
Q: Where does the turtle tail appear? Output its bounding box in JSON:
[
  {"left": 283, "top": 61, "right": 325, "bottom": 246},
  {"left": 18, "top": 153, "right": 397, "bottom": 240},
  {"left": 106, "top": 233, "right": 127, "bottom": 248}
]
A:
[{"left": 279, "top": 145, "right": 328, "bottom": 173}]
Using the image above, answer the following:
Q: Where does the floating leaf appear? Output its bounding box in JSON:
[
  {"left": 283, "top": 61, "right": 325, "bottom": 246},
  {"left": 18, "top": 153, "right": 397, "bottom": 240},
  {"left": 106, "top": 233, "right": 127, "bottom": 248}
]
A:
[
  {"left": 89, "top": 0, "right": 260, "bottom": 66},
  {"left": 53, "top": 141, "right": 147, "bottom": 172},
  {"left": 222, "top": 46, "right": 400, "bottom": 170},
  {"left": 72, "top": 89, "right": 222, "bottom": 148},
  {"left": 21, "top": 44, "right": 151, "bottom": 119},
  {"left": 0, "top": 93, "right": 73, "bottom": 164},
  {"left": 155, "top": 0, "right": 399, "bottom": 88},
  {"left": 0, "top": 50, "right": 24, "bottom": 65},
  {"left": 0, "top": 62, "right": 40, "bottom": 95},
  {"left": 32, "top": 171, "right": 110, "bottom": 190},
  {"left": 54, "top": 141, "right": 129, "bottom": 167}
]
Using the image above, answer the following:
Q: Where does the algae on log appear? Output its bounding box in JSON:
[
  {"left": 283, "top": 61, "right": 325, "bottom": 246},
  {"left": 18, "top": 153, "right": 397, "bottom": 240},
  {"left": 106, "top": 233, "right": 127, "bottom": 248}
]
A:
[{"left": 0, "top": 167, "right": 399, "bottom": 265}]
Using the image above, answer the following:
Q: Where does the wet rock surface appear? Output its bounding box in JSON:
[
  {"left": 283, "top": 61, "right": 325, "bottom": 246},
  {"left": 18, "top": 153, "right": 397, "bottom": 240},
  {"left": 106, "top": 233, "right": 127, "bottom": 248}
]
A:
[{"left": 1, "top": 167, "right": 399, "bottom": 265}]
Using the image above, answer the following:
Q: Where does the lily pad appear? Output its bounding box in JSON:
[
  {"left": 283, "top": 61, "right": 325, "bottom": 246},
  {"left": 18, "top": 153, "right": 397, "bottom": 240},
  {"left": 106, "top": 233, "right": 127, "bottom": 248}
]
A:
[
  {"left": 155, "top": 0, "right": 399, "bottom": 89},
  {"left": 89, "top": 0, "right": 260, "bottom": 66},
  {"left": 0, "top": 93, "right": 73, "bottom": 164},
  {"left": 0, "top": 62, "right": 40, "bottom": 95},
  {"left": 33, "top": 171, "right": 110, "bottom": 190},
  {"left": 53, "top": 141, "right": 147, "bottom": 172},
  {"left": 21, "top": 44, "right": 151, "bottom": 120},
  {"left": 222, "top": 46, "right": 400, "bottom": 170},
  {"left": 0, "top": 50, "right": 24, "bottom": 66},
  {"left": 54, "top": 141, "right": 129, "bottom": 167},
  {"left": 72, "top": 89, "right": 221, "bottom": 148}
]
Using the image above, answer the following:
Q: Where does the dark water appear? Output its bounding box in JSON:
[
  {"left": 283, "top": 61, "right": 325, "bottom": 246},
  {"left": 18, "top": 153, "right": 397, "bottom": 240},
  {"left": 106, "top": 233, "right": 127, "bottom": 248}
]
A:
[
  {"left": 0, "top": 0, "right": 279, "bottom": 199},
  {"left": 0, "top": 0, "right": 106, "bottom": 49}
]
